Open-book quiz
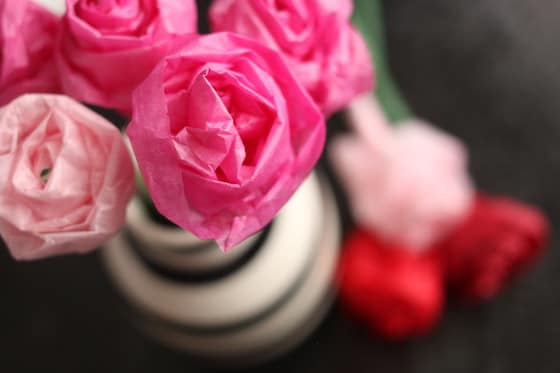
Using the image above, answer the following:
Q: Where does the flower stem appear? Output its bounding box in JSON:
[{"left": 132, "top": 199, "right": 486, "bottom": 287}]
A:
[{"left": 352, "top": 0, "right": 413, "bottom": 123}]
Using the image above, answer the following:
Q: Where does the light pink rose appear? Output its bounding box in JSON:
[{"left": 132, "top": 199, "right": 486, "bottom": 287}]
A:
[
  {"left": 56, "top": 0, "right": 197, "bottom": 114},
  {"left": 330, "top": 94, "right": 474, "bottom": 250},
  {"left": 0, "top": 94, "right": 135, "bottom": 260},
  {"left": 209, "top": 0, "right": 373, "bottom": 116},
  {"left": 0, "top": 0, "right": 60, "bottom": 106},
  {"left": 127, "top": 32, "right": 325, "bottom": 250}
]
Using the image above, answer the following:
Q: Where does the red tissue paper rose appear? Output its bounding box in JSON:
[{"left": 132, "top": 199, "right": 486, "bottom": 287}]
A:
[
  {"left": 433, "top": 194, "right": 550, "bottom": 301},
  {"left": 210, "top": 0, "right": 373, "bottom": 116},
  {"left": 337, "top": 228, "right": 444, "bottom": 340},
  {"left": 127, "top": 32, "right": 325, "bottom": 250},
  {"left": 0, "top": 0, "right": 60, "bottom": 106},
  {"left": 56, "top": 0, "right": 197, "bottom": 114}
]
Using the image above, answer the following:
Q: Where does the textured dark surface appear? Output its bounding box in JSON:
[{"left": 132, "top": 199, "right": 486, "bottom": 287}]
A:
[{"left": 1, "top": 1, "right": 559, "bottom": 372}]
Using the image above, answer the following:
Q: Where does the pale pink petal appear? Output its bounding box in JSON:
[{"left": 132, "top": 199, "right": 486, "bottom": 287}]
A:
[
  {"left": 0, "top": 94, "right": 135, "bottom": 260},
  {"left": 331, "top": 95, "right": 474, "bottom": 249}
]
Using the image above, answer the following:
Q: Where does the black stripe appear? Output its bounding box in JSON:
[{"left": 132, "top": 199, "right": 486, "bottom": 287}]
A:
[
  {"left": 121, "top": 224, "right": 317, "bottom": 336},
  {"left": 128, "top": 227, "right": 217, "bottom": 255},
  {"left": 125, "top": 222, "right": 273, "bottom": 283}
]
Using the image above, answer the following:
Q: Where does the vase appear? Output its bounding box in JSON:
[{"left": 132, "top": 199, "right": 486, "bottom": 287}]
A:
[{"left": 101, "top": 172, "right": 340, "bottom": 367}]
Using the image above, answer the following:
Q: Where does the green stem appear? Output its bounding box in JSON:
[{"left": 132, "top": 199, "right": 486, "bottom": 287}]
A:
[{"left": 352, "top": 0, "right": 412, "bottom": 123}]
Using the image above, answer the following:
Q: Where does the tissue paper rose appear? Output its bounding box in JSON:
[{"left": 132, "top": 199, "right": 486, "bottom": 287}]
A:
[
  {"left": 210, "top": 0, "right": 373, "bottom": 116},
  {"left": 0, "top": 0, "right": 60, "bottom": 105},
  {"left": 0, "top": 94, "right": 135, "bottom": 260},
  {"left": 127, "top": 32, "right": 325, "bottom": 250},
  {"left": 337, "top": 228, "right": 444, "bottom": 340},
  {"left": 434, "top": 194, "right": 549, "bottom": 301},
  {"left": 56, "top": 0, "right": 197, "bottom": 114},
  {"left": 331, "top": 95, "right": 474, "bottom": 249}
]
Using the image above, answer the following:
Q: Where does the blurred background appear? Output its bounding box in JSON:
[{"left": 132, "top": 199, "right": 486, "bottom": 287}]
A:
[{"left": 1, "top": 0, "right": 559, "bottom": 372}]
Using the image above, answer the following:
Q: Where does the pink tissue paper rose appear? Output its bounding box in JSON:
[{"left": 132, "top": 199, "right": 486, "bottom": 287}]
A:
[
  {"left": 0, "top": 94, "right": 135, "bottom": 260},
  {"left": 210, "top": 0, "right": 373, "bottom": 116},
  {"left": 56, "top": 0, "right": 197, "bottom": 114},
  {"left": 127, "top": 32, "right": 325, "bottom": 250},
  {"left": 0, "top": 0, "right": 60, "bottom": 106},
  {"left": 330, "top": 94, "right": 474, "bottom": 250}
]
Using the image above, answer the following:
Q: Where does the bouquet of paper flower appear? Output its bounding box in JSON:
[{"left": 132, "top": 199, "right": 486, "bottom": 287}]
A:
[
  {"left": 0, "top": 0, "right": 550, "bottom": 361},
  {"left": 0, "top": 0, "right": 372, "bottom": 259},
  {"left": 0, "top": 0, "right": 374, "bottom": 363}
]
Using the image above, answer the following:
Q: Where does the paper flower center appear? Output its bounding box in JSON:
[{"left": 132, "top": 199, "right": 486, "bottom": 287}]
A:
[
  {"left": 165, "top": 60, "right": 279, "bottom": 184},
  {"left": 40, "top": 168, "right": 51, "bottom": 184},
  {"left": 207, "top": 70, "right": 275, "bottom": 167},
  {"left": 270, "top": 0, "right": 309, "bottom": 33},
  {"left": 75, "top": 0, "right": 156, "bottom": 36},
  {"left": 26, "top": 121, "right": 62, "bottom": 189}
]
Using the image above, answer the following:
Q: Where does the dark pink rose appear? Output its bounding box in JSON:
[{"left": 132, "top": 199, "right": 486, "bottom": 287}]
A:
[
  {"left": 210, "top": 0, "right": 373, "bottom": 115},
  {"left": 56, "top": 0, "right": 197, "bottom": 114}
]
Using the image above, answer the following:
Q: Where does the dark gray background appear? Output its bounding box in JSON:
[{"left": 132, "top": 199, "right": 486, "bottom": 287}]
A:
[{"left": 1, "top": 1, "right": 559, "bottom": 372}]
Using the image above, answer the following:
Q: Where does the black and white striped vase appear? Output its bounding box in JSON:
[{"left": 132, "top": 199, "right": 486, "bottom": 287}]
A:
[{"left": 101, "top": 172, "right": 341, "bottom": 367}]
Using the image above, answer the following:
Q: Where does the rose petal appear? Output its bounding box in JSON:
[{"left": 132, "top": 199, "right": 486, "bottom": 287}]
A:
[
  {"left": 127, "top": 33, "right": 325, "bottom": 250},
  {"left": 331, "top": 95, "right": 474, "bottom": 249},
  {"left": 210, "top": 0, "right": 373, "bottom": 115},
  {"left": 56, "top": 0, "right": 197, "bottom": 114},
  {"left": 0, "top": 94, "right": 135, "bottom": 260},
  {"left": 0, "top": 0, "right": 61, "bottom": 105}
]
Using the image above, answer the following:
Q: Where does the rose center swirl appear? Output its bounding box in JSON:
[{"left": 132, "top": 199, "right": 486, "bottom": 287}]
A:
[
  {"left": 75, "top": 0, "right": 156, "bottom": 36},
  {"left": 167, "top": 62, "right": 280, "bottom": 185}
]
